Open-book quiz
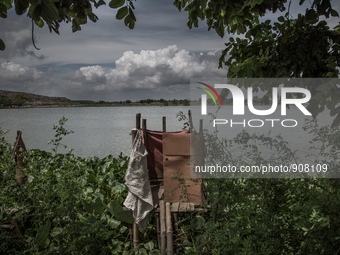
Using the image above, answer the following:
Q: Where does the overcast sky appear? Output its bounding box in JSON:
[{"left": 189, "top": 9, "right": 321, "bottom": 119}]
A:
[{"left": 0, "top": 0, "right": 339, "bottom": 101}]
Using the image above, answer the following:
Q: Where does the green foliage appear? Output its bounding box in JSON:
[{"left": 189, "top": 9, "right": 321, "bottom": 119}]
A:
[
  {"left": 0, "top": 0, "right": 137, "bottom": 50},
  {"left": 174, "top": 110, "right": 340, "bottom": 254},
  {"left": 0, "top": 119, "right": 142, "bottom": 254},
  {"left": 175, "top": 0, "right": 340, "bottom": 127},
  {"left": 174, "top": 0, "right": 339, "bottom": 78},
  {"left": 0, "top": 95, "right": 12, "bottom": 107},
  {"left": 48, "top": 116, "right": 74, "bottom": 154},
  {"left": 176, "top": 111, "right": 190, "bottom": 130},
  {"left": 10, "top": 93, "right": 29, "bottom": 106}
]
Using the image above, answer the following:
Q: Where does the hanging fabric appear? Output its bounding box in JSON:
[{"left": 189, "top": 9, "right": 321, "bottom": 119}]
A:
[{"left": 123, "top": 129, "right": 153, "bottom": 232}]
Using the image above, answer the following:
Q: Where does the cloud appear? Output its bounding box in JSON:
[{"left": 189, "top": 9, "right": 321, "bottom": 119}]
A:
[
  {"left": 62, "top": 45, "right": 226, "bottom": 98},
  {"left": 1, "top": 45, "right": 227, "bottom": 100},
  {"left": 1, "top": 62, "right": 43, "bottom": 82}
]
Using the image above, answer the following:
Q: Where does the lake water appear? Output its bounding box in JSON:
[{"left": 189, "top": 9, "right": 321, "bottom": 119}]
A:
[
  {"left": 0, "top": 106, "right": 192, "bottom": 158},
  {"left": 0, "top": 106, "right": 335, "bottom": 162}
]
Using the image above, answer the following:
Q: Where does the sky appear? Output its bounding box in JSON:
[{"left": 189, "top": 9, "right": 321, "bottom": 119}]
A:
[{"left": 0, "top": 0, "right": 339, "bottom": 101}]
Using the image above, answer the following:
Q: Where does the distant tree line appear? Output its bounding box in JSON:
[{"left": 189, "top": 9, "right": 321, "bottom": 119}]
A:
[
  {"left": 73, "top": 98, "right": 191, "bottom": 106},
  {"left": 0, "top": 94, "right": 28, "bottom": 107}
]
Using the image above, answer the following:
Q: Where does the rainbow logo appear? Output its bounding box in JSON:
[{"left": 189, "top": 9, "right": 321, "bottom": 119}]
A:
[{"left": 197, "top": 82, "right": 223, "bottom": 106}]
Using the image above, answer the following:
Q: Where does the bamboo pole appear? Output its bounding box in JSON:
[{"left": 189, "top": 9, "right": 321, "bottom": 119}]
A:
[
  {"left": 129, "top": 225, "right": 133, "bottom": 247},
  {"left": 156, "top": 212, "right": 161, "bottom": 250},
  {"left": 133, "top": 223, "right": 138, "bottom": 249},
  {"left": 199, "top": 119, "right": 203, "bottom": 134},
  {"left": 166, "top": 202, "right": 173, "bottom": 255},
  {"left": 130, "top": 113, "right": 141, "bottom": 249},
  {"left": 160, "top": 200, "right": 166, "bottom": 254}
]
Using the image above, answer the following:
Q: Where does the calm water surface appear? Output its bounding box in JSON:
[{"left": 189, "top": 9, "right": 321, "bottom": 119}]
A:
[
  {"left": 0, "top": 106, "right": 192, "bottom": 158},
  {"left": 0, "top": 106, "right": 334, "bottom": 162}
]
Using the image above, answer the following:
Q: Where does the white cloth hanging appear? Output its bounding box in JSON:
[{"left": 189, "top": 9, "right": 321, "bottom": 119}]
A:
[{"left": 123, "top": 129, "right": 153, "bottom": 232}]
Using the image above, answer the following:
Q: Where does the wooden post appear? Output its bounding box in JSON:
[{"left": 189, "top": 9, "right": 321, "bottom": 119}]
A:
[
  {"left": 13, "top": 131, "right": 26, "bottom": 185},
  {"left": 132, "top": 113, "right": 141, "bottom": 143},
  {"left": 199, "top": 119, "right": 203, "bottom": 134},
  {"left": 136, "top": 113, "right": 141, "bottom": 129},
  {"left": 166, "top": 202, "right": 173, "bottom": 255},
  {"left": 188, "top": 110, "right": 193, "bottom": 133},
  {"left": 160, "top": 200, "right": 166, "bottom": 254},
  {"left": 162, "top": 116, "right": 166, "bottom": 132},
  {"left": 142, "top": 119, "right": 147, "bottom": 146}
]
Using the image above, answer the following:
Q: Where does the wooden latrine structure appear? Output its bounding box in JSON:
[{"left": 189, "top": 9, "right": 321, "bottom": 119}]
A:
[{"left": 130, "top": 111, "right": 205, "bottom": 254}]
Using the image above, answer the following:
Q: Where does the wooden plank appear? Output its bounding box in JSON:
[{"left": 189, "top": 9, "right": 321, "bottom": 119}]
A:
[
  {"left": 158, "top": 186, "right": 164, "bottom": 200},
  {"left": 179, "top": 203, "right": 190, "bottom": 212},
  {"left": 171, "top": 203, "right": 180, "bottom": 212},
  {"left": 166, "top": 202, "right": 173, "bottom": 255}
]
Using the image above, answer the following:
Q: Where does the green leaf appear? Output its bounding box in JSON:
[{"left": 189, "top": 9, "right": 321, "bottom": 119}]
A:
[
  {"left": 15, "top": 0, "right": 29, "bottom": 15},
  {"left": 191, "top": 216, "right": 205, "bottom": 230},
  {"left": 93, "top": 192, "right": 104, "bottom": 201},
  {"left": 107, "top": 200, "right": 134, "bottom": 223},
  {"left": 109, "top": 0, "right": 124, "bottom": 9},
  {"left": 36, "top": 220, "right": 51, "bottom": 247},
  {"left": 331, "top": 113, "right": 340, "bottom": 128},
  {"left": 330, "top": 106, "right": 340, "bottom": 116},
  {"left": 29, "top": 3, "right": 42, "bottom": 21},
  {"left": 51, "top": 227, "right": 63, "bottom": 237},
  {"left": 129, "top": 6, "right": 136, "bottom": 21},
  {"left": 278, "top": 16, "right": 284, "bottom": 22},
  {"left": 93, "top": 197, "right": 104, "bottom": 214},
  {"left": 124, "top": 15, "right": 134, "bottom": 26},
  {"left": 120, "top": 225, "right": 128, "bottom": 233},
  {"left": 150, "top": 251, "right": 161, "bottom": 255},
  {"left": 144, "top": 241, "right": 155, "bottom": 251},
  {"left": 107, "top": 218, "right": 121, "bottom": 229},
  {"left": 111, "top": 183, "right": 126, "bottom": 194},
  {"left": 41, "top": 0, "right": 59, "bottom": 20},
  {"left": 138, "top": 248, "right": 148, "bottom": 255},
  {"left": 34, "top": 18, "right": 44, "bottom": 28},
  {"left": 0, "top": 39, "right": 5, "bottom": 51},
  {"left": 128, "top": 20, "right": 135, "bottom": 29},
  {"left": 116, "top": 6, "right": 128, "bottom": 20}
]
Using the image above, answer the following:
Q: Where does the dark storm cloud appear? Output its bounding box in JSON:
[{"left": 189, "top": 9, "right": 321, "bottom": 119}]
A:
[{"left": 0, "top": 10, "right": 47, "bottom": 60}]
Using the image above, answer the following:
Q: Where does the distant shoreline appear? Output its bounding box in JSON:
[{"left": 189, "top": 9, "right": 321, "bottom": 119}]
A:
[{"left": 0, "top": 102, "right": 196, "bottom": 109}]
